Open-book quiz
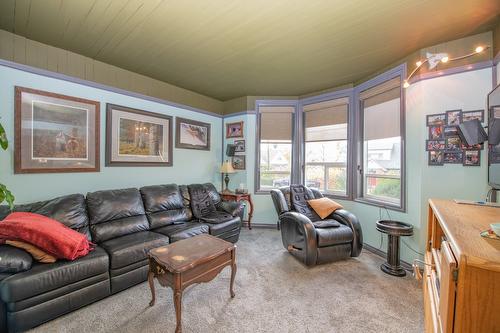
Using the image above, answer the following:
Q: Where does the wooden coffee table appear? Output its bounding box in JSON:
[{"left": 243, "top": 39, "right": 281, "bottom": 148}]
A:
[{"left": 148, "top": 234, "right": 237, "bottom": 333}]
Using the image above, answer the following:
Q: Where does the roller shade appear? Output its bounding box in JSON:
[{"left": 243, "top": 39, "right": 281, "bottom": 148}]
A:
[
  {"left": 304, "top": 98, "right": 348, "bottom": 142},
  {"left": 260, "top": 106, "right": 294, "bottom": 141}
]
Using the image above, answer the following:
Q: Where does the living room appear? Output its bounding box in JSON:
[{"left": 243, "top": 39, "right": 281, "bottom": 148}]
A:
[{"left": 0, "top": 1, "right": 499, "bottom": 332}]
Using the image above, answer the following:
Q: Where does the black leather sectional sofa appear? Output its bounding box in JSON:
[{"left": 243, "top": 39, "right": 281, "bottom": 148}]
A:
[{"left": 0, "top": 183, "right": 243, "bottom": 332}]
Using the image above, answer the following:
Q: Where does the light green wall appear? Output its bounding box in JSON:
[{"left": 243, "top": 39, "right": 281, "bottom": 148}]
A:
[
  {"left": 224, "top": 67, "right": 493, "bottom": 264},
  {"left": 0, "top": 64, "right": 223, "bottom": 203}
]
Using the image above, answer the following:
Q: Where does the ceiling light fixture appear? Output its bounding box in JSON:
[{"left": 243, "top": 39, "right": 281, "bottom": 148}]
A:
[{"left": 403, "top": 45, "right": 489, "bottom": 88}]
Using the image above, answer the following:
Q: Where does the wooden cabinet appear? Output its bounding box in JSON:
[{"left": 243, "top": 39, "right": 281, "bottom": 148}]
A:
[{"left": 424, "top": 199, "right": 500, "bottom": 333}]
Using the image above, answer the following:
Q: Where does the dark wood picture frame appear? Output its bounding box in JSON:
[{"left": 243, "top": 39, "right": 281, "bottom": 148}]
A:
[
  {"left": 226, "top": 121, "right": 244, "bottom": 138},
  {"left": 462, "top": 110, "right": 484, "bottom": 123},
  {"left": 15, "top": 86, "right": 100, "bottom": 174},
  {"left": 463, "top": 150, "right": 481, "bottom": 166},
  {"left": 426, "top": 113, "right": 446, "bottom": 126},
  {"left": 428, "top": 151, "right": 444, "bottom": 166},
  {"left": 445, "top": 109, "right": 462, "bottom": 126},
  {"left": 175, "top": 117, "right": 211, "bottom": 151},
  {"left": 234, "top": 139, "right": 245, "bottom": 152},
  {"left": 232, "top": 155, "right": 245, "bottom": 170},
  {"left": 105, "top": 104, "right": 172, "bottom": 167}
]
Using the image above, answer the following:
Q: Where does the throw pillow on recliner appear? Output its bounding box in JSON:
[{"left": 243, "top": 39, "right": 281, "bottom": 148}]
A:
[{"left": 307, "top": 197, "right": 343, "bottom": 220}]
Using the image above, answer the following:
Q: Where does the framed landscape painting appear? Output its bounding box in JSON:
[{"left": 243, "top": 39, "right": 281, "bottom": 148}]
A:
[
  {"left": 175, "top": 117, "right": 211, "bottom": 150},
  {"left": 106, "top": 104, "right": 172, "bottom": 166},
  {"left": 14, "top": 86, "right": 100, "bottom": 173}
]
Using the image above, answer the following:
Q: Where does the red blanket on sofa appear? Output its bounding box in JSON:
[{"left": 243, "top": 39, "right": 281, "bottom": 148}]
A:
[{"left": 0, "top": 212, "right": 94, "bottom": 260}]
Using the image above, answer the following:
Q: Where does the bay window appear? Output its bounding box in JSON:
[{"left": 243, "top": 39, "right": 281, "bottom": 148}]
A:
[
  {"left": 358, "top": 76, "right": 404, "bottom": 208},
  {"left": 256, "top": 105, "right": 295, "bottom": 191},
  {"left": 303, "top": 98, "right": 349, "bottom": 196}
]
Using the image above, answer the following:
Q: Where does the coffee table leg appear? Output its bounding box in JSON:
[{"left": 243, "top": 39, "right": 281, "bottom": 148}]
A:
[
  {"left": 174, "top": 289, "right": 183, "bottom": 333},
  {"left": 148, "top": 271, "right": 156, "bottom": 307},
  {"left": 230, "top": 250, "right": 237, "bottom": 298}
]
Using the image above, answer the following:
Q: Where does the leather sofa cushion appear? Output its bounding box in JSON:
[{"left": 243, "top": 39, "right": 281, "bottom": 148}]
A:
[
  {"left": 0, "top": 247, "right": 109, "bottom": 303},
  {"left": 203, "top": 183, "right": 222, "bottom": 205},
  {"left": 86, "top": 188, "right": 149, "bottom": 243},
  {"left": 153, "top": 223, "right": 209, "bottom": 243},
  {"left": 0, "top": 245, "right": 32, "bottom": 273},
  {"left": 1, "top": 194, "right": 91, "bottom": 239},
  {"left": 100, "top": 231, "right": 169, "bottom": 270},
  {"left": 290, "top": 185, "right": 321, "bottom": 222},
  {"left": 199, "top": 211, "right": 235, "bottom": 224},
  {"left": 188, "top": 184, "right": 217, "bottom": 218},
  {"left": 312, "top": 220, "right": 341, "bottom": 228},
  {"left": 316, "top": 224, "right": 353, "bottom": 247},
  {"left": 140, "top": 184, "right": 191, "bottom": 228},
  {"left": 204, "top": 216, "right": 241, "bottom": 236}
]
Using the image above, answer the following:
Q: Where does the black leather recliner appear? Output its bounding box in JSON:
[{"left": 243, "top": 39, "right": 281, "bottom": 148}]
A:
[{"left": 271, "top": 185, "right": 363, "bottom": 266}]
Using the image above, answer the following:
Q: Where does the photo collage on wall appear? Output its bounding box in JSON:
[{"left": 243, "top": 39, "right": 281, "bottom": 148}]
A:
[
  {"left": 426, "top": 109, "right": 484, "bottom": 167},
  {"left": 489, "top": 106, "right": 500, "bottom": 164},
  {"left": 226, "top": 121, "right": 246, "bottom": 170}
]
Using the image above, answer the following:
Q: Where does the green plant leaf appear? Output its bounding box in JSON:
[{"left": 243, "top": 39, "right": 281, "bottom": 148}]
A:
[
  {"left": 0, "top": 123, "right": 8, "bottom": 150},
  {"left": 0, "top": 183, "right": 15, "bottom": 210}
]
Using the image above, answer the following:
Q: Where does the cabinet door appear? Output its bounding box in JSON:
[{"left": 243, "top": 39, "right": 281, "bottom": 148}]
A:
[{"left": 438, "top": 241, "right": 457, "bottom": 333}]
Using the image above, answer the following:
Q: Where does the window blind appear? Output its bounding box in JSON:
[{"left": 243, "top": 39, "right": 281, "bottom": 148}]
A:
[
  {"left": 304, "top": 98, "right": 348, "bottom": 142},
  {"left": 260, "top": 106, "right": 294, "bottom": 141}
]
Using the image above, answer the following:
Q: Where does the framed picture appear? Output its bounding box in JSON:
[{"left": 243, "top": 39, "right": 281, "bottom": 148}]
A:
[
  {"left": 461, "top": 142, "right": 483, "bottom": 151},
  {"left": 426, "top": 140, "right": 445, "bottom": 151},
  {"left": 106, "top": 104, "right": 172, "bottom": 166},
  {"left": 463, "top": 150, "right": 480, "bottom": 166},
  {"left": 426, "top": 113, "right": 446, "bottom": 126},
  {"left": 445, "top": 110, "right": 462, "bottom": 126},
  {"left": 428, "top": 125, "right": 444, "bottom": 139},
  {"left": 234, "top": 140, "right": 245, "bottom": 152},
  {"left": 232, "top": 155, "right": 245, "bottom": 170},
  {"left": 226, "top": 121, "right": 244, "bottom": 138},
  {"left": 462, "top": 110, "right": 484, "bottom": 123},
  {"left": 491, "top": 106, "right": 500, "bottom": 119},
  {"left": 175, "top": 117, "right": 210, "bottom": 150},
  {"left": 428, "top": 151, "right": 444, "bottom": 166},
  {"left": 443, "top": 151, "right": 463, "bottom": 164},
  {"left": 14, "top": 86, "right": 100, "bottom": 173},
  {"left": 443, "top": 125, "right": 459, "bottom": 137},
  {"left": 445, "top": 137, "right": 461, "bottom": 151}
]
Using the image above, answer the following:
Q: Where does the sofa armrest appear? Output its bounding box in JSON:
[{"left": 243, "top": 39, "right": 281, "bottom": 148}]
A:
[
  {"left": 279, "top": 212, "right": 317, "bottom": 266},
  {"left": 331, "top": 209, "right": 363, "bottom": 257},
  {"left": 217, "top": 201, "right": 244, "bottom": 217}
]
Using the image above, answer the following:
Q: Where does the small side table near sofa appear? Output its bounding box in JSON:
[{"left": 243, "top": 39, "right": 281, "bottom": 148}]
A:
[{"left": 220, "top": 192, "right": 254, "bottom": 230}]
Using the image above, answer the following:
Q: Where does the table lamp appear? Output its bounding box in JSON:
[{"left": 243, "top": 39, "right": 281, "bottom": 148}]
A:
[{"left": 220, "top": 160, "right": 236, "bottom": 193}]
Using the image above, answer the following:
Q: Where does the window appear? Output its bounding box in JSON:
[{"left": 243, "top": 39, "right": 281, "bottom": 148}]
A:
[
  {"left": 358, "top": 76, "right": 404, "bottom": 208},
  {"left": 256, "top": 105, "right": 295, "bottom": 191},
  {"left": 303, "top": 98, "right": 349, "bottom": 196}
]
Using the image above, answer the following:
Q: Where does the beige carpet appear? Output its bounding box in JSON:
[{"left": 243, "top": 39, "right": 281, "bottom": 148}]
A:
[{"left": 29, "top": 229, "right": 424, "bottom": 333}]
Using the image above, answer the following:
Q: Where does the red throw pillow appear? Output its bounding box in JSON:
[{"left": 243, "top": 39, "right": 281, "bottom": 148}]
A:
[{"left": 0, "top": 212, "right": 94, "bottom": 260}]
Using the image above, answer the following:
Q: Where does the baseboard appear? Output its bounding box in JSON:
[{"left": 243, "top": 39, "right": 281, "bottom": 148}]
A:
[{"left": 363, "top": 243, "right": 413, "bottom": 272}]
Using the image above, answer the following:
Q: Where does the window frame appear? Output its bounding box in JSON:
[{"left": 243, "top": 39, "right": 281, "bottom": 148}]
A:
[
  {"left": 299, "top": 90, "right": 354, "bottom": 200},
  {"left": 254, "top": 100, "right": 298, "bottom": 194},
  {"left": 353, "top": 63, "right": 407, "bottom": 211}
]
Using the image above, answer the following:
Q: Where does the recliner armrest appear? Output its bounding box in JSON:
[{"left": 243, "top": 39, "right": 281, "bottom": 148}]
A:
[
  {"left": 217, "top": 201, "right": 244, "bottom": 217},
  {"left": 331, "top": 209, "right": 363, "bottom": 257},
  {"left": 279, "top": 212, "right": 318, "bottom": 265}
]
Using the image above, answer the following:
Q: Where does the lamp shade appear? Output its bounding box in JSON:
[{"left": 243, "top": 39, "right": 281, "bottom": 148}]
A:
[{"left": 220, "top": 160, "right": 235, "bottom": 174}]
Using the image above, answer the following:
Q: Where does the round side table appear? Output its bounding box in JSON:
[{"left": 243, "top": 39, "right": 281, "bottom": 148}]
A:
[{"left": 375, "top": 220, "right": 414, "bottom": 277}]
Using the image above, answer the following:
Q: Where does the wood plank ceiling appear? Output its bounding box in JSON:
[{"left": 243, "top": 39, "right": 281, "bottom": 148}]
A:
[{"left": 0, "top": 0, "right": 499, "bottom": 100}]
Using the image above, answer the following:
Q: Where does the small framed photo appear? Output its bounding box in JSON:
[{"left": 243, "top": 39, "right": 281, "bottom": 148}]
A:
[
  {"left": 461, "top": 142, "right": 483, "bottom": 151},
  {"left": 463, "top": 150, "right": 480, "bottom": 166},
  {"left": 445, "top": 110, "right": 462, "bottom": 126},
  {"left": 14, "top": 86, "right": 100, "bottom": 173},
  {"left": 426, "top": 113, "right": 446, "bottom": 126},
  {"left": 445, "top": 136, "right": 461, "bottom": 151},
  {"left": 234, "top": 139, "right": 245, "bottom": 152},
  {"left": 491, "top": 106, "right": 500, "bottom": 119},
  {"left": 429, "top": 125, "right": 444, "bottom": 139},
  {"left": 232, "top": 155, "right": 245, "bottom": 170},
  {"left": 106, "top": 104, "right": 172, "bottom": 166},
  {"left": 443, "top": 125, "right": 459, "bottom": 137},
  {"left": 175, "top": 117, "right": 211, "bottom": 150},
  {"left": 443, "top": 151, "right": 463, "bottom": 164},
  {"left": 462, "top": 110, "right": 484, "bottom": 123},
  {"left": 226, "top": 121, "right": 244, "bottom": 138},
  {"left": 426, "top": 140, "right": 445, "bottom": 151},
  {"left": 428, "top": 151, "right": 444, "bottom": 166}
]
